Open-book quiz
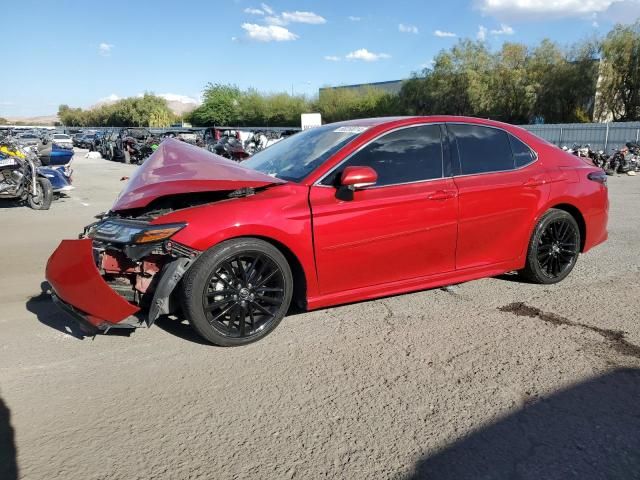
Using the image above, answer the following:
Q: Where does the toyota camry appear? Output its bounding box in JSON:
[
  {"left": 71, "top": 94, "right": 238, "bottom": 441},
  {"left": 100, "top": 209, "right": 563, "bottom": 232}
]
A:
[{"left": 46, "top": 116, "right": 609, "bottom": 346}]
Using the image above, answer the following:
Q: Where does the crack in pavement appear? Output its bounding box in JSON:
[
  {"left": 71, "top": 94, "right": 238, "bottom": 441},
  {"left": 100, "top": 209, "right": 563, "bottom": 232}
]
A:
[{"left": 498, "top": 302, "right": 640, "bottom": 360}]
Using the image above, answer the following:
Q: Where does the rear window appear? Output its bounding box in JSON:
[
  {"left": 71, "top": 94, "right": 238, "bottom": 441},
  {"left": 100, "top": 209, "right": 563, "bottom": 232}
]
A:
[
  {"left": 509, "top": 134, "right": 536, "bottom": 168},
  {"left": 450, "top": 124, "right": 514, "bottom": 175}
]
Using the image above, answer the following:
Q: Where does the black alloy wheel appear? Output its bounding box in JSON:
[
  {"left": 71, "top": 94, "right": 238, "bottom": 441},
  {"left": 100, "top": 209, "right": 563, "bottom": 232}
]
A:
[
  {"left": 181, "top": 238, "right": 293, "bottom": 346},
  {"left": 521, "top": 209, "right": 580, "bottom": 284},
  {"left": 203, "top": 252, "right": 285, "bottom": 338},
  {"left": 536, "top": 219, "right": 579, "bottom": 278}
]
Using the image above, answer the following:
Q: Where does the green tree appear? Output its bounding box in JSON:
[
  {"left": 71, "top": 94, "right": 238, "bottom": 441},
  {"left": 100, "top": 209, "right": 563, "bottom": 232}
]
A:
[
  {"left": 596, "top": 22, "right": 640, "bottom": 121},
  {"left": 318, "top": 87, "right": 400, "bottom": 122},
  {"left": 489, "top": 43, "right": 536, "bottom": 123},
  {"left": 57, "top": 95, "right": 176, "bottom": 127},
  {"left": 399, "top": 40, "right": 492, "bottom": 117},
  {"left": 189, "top": 83, "right": 242, "bottom": 126}
]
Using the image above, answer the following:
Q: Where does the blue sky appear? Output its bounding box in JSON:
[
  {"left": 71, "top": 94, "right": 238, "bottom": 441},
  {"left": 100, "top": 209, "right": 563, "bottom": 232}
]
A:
[{"left": 2, "top": 0, "right": 639, "bottom": 117}]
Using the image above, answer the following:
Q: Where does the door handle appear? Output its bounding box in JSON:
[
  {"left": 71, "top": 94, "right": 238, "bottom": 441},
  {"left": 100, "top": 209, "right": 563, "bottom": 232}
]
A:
[
  {"left": 427, "top": 190, "right": 457, "bottom": 201},
  {"left": 523, "top": 178, "right": 546, "bottom": 187}
]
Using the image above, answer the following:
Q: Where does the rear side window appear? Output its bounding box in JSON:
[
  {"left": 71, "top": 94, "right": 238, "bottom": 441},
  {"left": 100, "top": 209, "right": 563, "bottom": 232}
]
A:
[
  {"left": 323, "top": 124, "right": 443, "bottom": 186},
  {"left": 450, "top": 124, "right": 514, "bottom": 175},
  {"left": 509, "top": 134, "right": 536, "bottom": 168}
]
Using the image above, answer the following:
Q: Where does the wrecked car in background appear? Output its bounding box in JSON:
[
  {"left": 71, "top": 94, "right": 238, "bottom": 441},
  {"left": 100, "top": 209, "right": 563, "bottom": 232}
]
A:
[{"left": 102, "top": 127, "right": 159, "bottom": 164}]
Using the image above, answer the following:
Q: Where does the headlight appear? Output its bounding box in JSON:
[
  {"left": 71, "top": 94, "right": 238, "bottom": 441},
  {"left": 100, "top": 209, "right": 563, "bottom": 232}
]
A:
[{"left": 90, "top": 220, "right": 186, "bottom": 244}]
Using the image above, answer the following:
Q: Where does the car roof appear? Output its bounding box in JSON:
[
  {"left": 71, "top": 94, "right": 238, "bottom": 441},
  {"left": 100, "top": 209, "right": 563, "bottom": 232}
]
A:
[{"left": 330, "top": 115, "right": 521, "bottom": 130}]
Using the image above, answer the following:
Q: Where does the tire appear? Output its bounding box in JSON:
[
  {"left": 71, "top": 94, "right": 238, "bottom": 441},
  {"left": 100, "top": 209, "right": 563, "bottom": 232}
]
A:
[
  {"left": 180, "top": 238, "right": 293, "bottom": 346},
  {"left": 123, "top": 150, "right": 131, "bottom": 164},
  {"left": 27, "top": 177, "right": 53, "bottom": 210},
  {"left": 520, "top": 209, "right": 581, "bottom": 284}
]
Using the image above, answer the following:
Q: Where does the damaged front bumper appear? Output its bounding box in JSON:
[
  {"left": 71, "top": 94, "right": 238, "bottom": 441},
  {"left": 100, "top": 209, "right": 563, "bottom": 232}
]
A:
[{"left": 45, "top": 238, "right": 196, "bottom": 334}]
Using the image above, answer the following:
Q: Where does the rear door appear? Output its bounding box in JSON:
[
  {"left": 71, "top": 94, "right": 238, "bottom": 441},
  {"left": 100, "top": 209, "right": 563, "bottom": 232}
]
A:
[
  {"left": 448, "top": 123, "right": 550, "bottom": 269},
  {"left": 309, "top": 124, "right": 458, "bottom": 295}
]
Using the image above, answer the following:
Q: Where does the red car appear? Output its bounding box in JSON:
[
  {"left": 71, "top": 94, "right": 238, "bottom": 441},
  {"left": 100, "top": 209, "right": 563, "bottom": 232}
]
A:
[{"left": 46, "top": 116, "right": 609, "bottom": 346}]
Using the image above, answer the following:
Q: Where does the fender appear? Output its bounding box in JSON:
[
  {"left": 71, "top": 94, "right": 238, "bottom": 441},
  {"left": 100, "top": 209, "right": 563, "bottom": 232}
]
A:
[{"left": 149, "top": 183, "right": 321, "bottom": 300}]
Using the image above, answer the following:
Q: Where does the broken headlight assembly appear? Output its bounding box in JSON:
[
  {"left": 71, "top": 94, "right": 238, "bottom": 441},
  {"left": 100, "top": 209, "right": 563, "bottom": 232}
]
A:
[{"left": 88, "top": 219, "right": 186, "bottom": 245}]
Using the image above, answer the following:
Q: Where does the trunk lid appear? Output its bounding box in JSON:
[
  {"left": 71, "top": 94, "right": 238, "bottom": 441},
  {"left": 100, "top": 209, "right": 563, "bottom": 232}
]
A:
[{"left": 111, "top": 138, "right": 285, "bottom": 211}]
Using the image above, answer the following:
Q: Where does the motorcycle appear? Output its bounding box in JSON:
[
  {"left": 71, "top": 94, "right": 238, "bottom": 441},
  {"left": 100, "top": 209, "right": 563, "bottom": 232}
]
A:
[
  {"left": 0, "top": 140, "right": 53, "bottom": 209},
  {"left": 213, "top": 135, "right": 250, "bottom": 161},
  {"left": 38, "top": 162, "right": 74, "bottom": 195},
  {"left": 606, "top": 146, "right": 639, "bottom": 175},
  {"left": 566, "top": 144, "right": 610, "bottom": 171}
]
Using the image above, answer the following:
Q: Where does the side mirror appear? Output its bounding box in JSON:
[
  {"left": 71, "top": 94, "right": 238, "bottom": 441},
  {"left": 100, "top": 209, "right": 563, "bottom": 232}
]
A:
[{"left": 340, "top": 166, "right": 378, "bottom": 190}]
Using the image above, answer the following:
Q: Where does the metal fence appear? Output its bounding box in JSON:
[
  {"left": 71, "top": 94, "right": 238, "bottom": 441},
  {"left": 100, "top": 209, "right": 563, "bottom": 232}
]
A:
[{"left": 521, "top": 122, "right": 640, "bottom": 152}]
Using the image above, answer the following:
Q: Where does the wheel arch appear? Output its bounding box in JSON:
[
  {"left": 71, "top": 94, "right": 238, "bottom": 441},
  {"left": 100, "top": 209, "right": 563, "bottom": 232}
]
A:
[
  {"left": 251, "top": 235, "right": 308, "bottom": 311},
  {"left": 195, "top": 233, "right": 310, "bottom": 311},
  {"left": 548, "top": 203, "right": 587, "bottom": 252}
]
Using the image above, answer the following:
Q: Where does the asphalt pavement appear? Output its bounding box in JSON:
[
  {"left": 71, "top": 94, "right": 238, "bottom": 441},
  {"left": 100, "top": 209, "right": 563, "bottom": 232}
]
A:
[{"left": 1, "top": 149, "right": 639, "bottom": 479}]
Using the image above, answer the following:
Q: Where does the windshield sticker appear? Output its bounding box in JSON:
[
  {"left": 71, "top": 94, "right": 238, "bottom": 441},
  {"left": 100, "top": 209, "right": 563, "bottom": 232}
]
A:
[{"left": 333, "top": 126, "right": 369, "bottom": 133}]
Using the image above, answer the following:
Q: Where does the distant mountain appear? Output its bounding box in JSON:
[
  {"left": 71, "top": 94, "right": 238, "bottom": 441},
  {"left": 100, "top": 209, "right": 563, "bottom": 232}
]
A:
[
  {"left": 3, "top": 93, "right": 200, "bottom": 126},
  {"left": 3, "top": 114, "right": 58, "bottom": 126},
  {"left": 93, "top": 93, "right": 200, "bottom": 116}
]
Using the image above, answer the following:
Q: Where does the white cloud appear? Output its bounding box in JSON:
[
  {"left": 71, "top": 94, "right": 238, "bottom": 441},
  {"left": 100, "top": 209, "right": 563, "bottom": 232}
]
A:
[
  {"left": 241, "top": 23, "right": 299, "bottom": 42},
  {"left": 157, "top": 93, "right": 200, "bottom": 105},
  {"left": 264, "top": 15, "right": 286, "bottom": 25},
  {"left": 399, "top": 23, "right": 419, "bottom": 34},
  {"left": 420, "top": 59, "right": 435, "bottom": 69},
  {"left": 490, "top": 23, "right": 514, "bottom": 35},
  {"left": 324, "top": 55, "right": 341, "bottom": 61},
  {"left": 603, "top": 0, "right": 640, "bottom": 23},
  {"left": 98, "top": 93, "right": 120, "bottom": 103},
  {"left": 282, "top": 11, "right": 326, "bottom": 24},
  {"left": 348, "top": 15, "right": 361, "bottom": 21},
  {"left": 476, "top": 0, "right": 640, "bottom": 20},
  {"left": 261, "top": 3, "right": 274, "bottom": 15},
  {"left": 434, "top": 29, "right": 456, "bottom": 37},
  {"left": 477, "top": 25, "right": 488, "bottom": 40},
  {"left": 244, "top": 7, "right": 264, "bottom": 15},
  {"left": 345, "top": 48, "right": 391, "bottom": 61},
  {"left": 98, "top": 42, "right": 113, "bottom": 56}
]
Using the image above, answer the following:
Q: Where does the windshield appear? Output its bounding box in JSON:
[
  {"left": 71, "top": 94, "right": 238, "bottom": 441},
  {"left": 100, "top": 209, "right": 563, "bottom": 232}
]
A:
[
  {"left": 54, "top": 134, "right": 69, "bottom": 139},
  {"left": 242, "top": 125, "right": 366, "bottom": 182}
]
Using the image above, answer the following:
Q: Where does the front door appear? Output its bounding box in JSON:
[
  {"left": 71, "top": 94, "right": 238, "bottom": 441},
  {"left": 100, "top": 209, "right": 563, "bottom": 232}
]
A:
[{"left": 309, "top": 124, "right": 459, "bottom": 295}]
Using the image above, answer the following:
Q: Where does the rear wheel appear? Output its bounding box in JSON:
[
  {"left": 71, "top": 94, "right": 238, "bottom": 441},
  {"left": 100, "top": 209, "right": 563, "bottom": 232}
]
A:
[
  {"left": 180, "top": 238, "right": 293, "bottom": 346},
  {"left": 520, "top": 209, "right": 580, "bottom": 284}
]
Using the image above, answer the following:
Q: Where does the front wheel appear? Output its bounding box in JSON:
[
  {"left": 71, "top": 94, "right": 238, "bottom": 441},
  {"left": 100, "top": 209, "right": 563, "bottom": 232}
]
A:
[
  {"left": 520, "top": 209, "right": 580, "bottom": 284},
  {"left": 180, "top": 238, "right": 293, "bottom": 346},
  {"left": 27, "top": 177, "right": 53, "bottom": 210}
]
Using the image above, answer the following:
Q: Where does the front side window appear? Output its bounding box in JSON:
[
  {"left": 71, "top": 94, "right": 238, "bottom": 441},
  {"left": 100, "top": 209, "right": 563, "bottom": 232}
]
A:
[
  {"left": 322, "top": 125, "right": 443, "bottom": 187},
  {"left": 450, "top": 124, "right": 514, "bottom": 175}
]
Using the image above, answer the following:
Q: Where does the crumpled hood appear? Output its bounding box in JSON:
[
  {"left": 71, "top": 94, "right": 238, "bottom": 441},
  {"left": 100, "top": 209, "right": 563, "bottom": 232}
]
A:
[{"left": 111, "top": 138, "right": 284, "bottom": 211}]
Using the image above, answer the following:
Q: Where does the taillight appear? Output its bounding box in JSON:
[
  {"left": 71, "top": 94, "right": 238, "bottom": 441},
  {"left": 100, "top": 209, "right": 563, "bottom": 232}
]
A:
[{"left": 587, "top": 171, "right": 607, "bottom": 185}]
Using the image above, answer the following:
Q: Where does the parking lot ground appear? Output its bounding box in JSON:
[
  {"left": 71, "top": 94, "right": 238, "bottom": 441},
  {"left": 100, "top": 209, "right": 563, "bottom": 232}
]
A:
[{"left": 1, "top": 150, "right": 639, "bottom": 479}]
